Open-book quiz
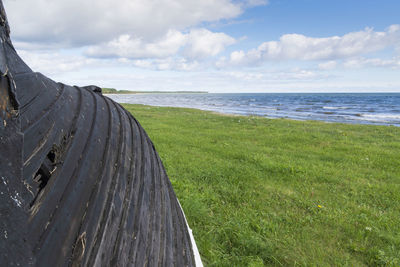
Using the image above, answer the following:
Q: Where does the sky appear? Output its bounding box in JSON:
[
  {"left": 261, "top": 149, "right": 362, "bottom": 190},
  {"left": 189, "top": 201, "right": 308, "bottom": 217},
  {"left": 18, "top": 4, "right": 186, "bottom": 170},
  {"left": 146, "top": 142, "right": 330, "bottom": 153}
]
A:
[{"left": 3, "top": 0, "right": 400, "bottom": 93}]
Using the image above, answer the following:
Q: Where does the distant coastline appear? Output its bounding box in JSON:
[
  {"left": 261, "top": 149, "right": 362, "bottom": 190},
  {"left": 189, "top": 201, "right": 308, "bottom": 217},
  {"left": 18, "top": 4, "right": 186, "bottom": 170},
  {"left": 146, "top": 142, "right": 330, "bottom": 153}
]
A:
[
  {"left": 102, "top": 88, "right": 208, "bottom": 94},
  {"left": 107, "top": 92, "right": 400, "bottom": 127}
]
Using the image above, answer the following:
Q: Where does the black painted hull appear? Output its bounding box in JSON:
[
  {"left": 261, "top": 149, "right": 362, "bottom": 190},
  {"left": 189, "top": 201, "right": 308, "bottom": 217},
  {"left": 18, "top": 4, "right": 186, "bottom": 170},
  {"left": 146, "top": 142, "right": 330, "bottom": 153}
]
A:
[{"left": 0, "top": 2, "right": 196, "bottom": 266}]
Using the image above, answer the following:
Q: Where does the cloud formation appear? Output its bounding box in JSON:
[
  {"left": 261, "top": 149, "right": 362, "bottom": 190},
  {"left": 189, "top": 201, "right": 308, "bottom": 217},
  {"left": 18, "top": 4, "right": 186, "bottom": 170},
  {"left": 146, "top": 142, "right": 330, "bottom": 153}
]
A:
[
  {"left": 4, "top": 0, "right": 399, "bottom": 93},
  {"left": 132, "top": 58, "right": 200, "bottom": 71},
  {"left": 318, "top": 61, "right": 337, "bottom": 70},
  {"left": 343, "top": 57, "right": 400, "bottom": 69},
  {"left": 86, "top": 28, "right": 235, "bottom": 60},
  {"left": 17, "top": 50, "right": 99, "bottom": 75},
  {"left": 4, "top": 0, "right": 246, "bottom": 47},
  {"left": 219, "top": 25, "right": 400, "bottom": 67}
]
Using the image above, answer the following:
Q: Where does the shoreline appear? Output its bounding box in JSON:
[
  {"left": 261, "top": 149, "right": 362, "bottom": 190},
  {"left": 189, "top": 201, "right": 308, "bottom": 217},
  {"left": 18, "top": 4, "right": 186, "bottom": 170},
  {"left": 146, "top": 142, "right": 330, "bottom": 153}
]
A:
[
  {"left": 106, "top": 93, "right": 400, "bottom": 127},
  {"left": 117, "top": 102, "right": 399, "bottom": 127}
]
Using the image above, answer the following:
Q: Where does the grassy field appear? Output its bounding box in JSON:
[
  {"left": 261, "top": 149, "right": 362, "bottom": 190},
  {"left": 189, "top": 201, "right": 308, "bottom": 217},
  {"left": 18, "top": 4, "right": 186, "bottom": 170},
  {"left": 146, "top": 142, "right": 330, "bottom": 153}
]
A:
[{"left": 123, "top": 104, "right": 400, "bottom": 266}]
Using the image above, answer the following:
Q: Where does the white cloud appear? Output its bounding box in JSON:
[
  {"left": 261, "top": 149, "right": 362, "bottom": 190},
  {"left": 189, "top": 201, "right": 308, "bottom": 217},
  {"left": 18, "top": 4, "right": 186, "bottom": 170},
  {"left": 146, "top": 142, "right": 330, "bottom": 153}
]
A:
[
  {"left": 183, "top": 29, "right": 236, "bottom": 59},
  {"left": 343, "top": 57, "right": 400, "bottom": 69},
  {"left": 51, "top": 66, "right": 400, "bottom": 93},
  {"left": 4, "top": 0, "right": 245, "bottom": 48},
  {"left": 86, "top": 28, "right": 235, "bottom": 60},
  {"left": 224, "top": 68, "right": 321, "bottom": 81},
  {"left": 132, "top": 58, "right": 200, "bottom": 71},
  {"left": 86, "top": 30, "right": 186, "bottom": 59},
  {"left": 17, "top": 50, "right": 99, "bottom": 75},
  {"left": 220, "top": 25, "right": 400, "bottom": 67},
  {"left": 318, "top": 61, "right": 337, "bottom": 70},
  {"left": 244, "top": 0, "right": 269, "bottom": 8}
]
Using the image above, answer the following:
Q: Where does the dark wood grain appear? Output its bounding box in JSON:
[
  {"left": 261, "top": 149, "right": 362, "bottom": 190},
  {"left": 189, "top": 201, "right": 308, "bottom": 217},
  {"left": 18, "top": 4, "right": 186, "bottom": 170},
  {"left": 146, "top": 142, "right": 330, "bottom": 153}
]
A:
[{"left": 0, "top": 2, "right": 195, "bottom": 265}]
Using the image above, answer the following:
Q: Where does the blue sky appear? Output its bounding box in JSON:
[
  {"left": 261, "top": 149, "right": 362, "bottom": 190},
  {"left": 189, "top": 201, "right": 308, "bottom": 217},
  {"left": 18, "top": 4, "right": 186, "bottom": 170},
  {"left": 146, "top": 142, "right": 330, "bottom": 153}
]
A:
[
  {"left": 221, "top": 0, "right": 400, "bottom": 39},
  {"left": 4, "top": 0, "right": 400, "bottom": 92}
]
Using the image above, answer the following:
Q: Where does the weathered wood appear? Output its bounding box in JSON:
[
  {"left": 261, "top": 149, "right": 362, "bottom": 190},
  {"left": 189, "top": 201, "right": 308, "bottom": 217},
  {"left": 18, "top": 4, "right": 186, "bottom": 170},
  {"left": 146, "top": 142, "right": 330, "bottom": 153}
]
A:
[{"left": 0, "top": 2, "right": 197, "bottom": 266}]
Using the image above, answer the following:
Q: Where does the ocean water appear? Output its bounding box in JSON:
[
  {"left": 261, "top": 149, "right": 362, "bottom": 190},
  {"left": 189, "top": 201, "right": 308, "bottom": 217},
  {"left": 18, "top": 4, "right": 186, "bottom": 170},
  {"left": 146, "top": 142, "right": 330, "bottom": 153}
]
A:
[{"left": 107, "top": 93, "right": 400, "bottom": 126}]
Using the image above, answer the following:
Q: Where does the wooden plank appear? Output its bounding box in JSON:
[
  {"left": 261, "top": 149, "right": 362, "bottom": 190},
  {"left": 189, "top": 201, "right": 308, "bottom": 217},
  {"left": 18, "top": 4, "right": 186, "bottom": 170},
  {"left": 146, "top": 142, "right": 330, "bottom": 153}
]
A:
[{"left": 0, "top": 1, "right": 197, "bottom": 265}]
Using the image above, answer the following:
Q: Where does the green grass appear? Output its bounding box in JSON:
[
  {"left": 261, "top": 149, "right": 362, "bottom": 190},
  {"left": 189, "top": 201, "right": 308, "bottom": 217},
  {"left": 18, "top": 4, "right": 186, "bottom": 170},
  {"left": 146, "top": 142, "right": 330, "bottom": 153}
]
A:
[{"left": 123, "top": 104, "right": 400, "bottom": 266}]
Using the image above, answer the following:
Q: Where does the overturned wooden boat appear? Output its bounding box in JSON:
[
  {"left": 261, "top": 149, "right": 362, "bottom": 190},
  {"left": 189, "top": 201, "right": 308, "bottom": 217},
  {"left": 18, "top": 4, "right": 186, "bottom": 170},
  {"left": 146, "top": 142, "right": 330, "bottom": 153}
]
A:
[{"left": 0, "top": 2, "right": 201, "bottom": 266}]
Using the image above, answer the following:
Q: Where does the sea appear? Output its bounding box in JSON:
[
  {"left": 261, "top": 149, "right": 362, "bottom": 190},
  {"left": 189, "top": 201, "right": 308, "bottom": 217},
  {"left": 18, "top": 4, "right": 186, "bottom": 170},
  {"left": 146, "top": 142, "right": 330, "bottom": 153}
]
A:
[{"left": 107, "top": 93, "right": 400, "bottom": 127}]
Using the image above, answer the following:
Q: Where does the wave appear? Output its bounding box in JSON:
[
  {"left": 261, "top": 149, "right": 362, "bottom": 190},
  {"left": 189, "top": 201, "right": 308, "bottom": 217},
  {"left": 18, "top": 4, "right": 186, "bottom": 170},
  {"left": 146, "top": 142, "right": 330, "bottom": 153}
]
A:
[
  {"left": 323, "top": 106, "right": 349, "bottom": 110},
  {"left": 107, "top": 93, "right": 400, "bottom": 126},
  {"left": 361, "top": 114, "right": 400, "bottom": 120}
]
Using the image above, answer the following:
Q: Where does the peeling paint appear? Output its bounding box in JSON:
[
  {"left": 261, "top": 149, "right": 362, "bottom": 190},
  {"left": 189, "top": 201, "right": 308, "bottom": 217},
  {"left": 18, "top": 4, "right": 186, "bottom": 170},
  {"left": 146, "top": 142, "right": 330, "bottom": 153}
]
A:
[{"left": 11, "top": 191, "right": 22, "bottom": 208}]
